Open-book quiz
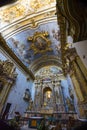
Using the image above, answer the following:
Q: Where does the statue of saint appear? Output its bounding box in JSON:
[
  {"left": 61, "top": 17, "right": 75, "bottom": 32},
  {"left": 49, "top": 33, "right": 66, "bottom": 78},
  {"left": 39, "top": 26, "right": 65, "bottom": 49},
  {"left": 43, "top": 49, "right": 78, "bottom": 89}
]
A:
[{"left": 29, "top": 99, "right": 33, "bottom": 111}]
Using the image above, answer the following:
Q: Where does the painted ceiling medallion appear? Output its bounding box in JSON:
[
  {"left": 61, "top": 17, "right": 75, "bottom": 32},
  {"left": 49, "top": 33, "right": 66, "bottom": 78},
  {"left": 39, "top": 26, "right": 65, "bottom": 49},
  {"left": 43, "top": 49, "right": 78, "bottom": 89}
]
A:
[{"left": 28, "top": 31, "right": 52, "bottom": 54}]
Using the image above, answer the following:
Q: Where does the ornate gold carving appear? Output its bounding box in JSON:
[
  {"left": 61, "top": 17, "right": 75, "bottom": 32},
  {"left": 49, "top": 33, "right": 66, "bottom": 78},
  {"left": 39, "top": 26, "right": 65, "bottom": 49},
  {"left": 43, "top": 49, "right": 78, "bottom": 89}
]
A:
[
  {"left": 30, "top": 19, "right": 38, "bottom": 28},
  {"left": 0, "top": 0, "right": 56, "bottom": 27},
  {"left": 30, "top": 0, "right": 55, "bottom": 10},
  {"left": 31, "top": 66, "right": 64, "bottom": 113},
  {"left": 0, "top": 60, "right": 17, "bottom": 113},
  {"left": 0, "top": 60, "right": 17, "bottom": 82},
  {"left": 28, "top": 31, "right": 52, "bottom": 54},
  {"left": 0, "top": 0, "right": 32, "bottom": 24},
  {"left": 0, "top": 5, "right": 25, "bottom": 23}
]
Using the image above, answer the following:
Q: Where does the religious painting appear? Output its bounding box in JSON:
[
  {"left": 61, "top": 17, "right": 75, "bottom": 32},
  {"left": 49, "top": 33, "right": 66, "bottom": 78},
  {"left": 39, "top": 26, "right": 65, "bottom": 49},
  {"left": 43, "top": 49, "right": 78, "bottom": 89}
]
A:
[
  {"left": 28, "top": 31, "right": 52, "bottom": 54},
  {"left": 34, "top": 36, "right": 46, "bottom": 50},
  {"left": 31, "top": 120, "right": 37, "bottom": 127}
]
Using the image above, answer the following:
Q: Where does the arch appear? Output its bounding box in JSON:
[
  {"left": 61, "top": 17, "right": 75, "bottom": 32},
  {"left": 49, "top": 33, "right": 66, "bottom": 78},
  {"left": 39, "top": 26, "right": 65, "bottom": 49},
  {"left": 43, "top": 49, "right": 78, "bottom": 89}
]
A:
[
  {"left": 43, "top": 87, "right": 52, "bottom": 105},
  {"left": 29, "top": 55, "right": 62, "bottom": 74},
  {"left": 43, "top": 87, "right": 52, "bottom": 93}
]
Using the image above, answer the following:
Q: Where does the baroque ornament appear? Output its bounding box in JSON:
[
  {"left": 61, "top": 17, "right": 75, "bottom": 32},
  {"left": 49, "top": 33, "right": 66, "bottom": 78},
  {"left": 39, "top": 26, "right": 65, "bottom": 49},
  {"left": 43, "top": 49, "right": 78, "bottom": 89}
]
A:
[
  {"left": 30, "top": 0, "right": 55, "bottom": 10},
  {"left": 28, "top": 31, "right": 52, "bottom": 54}
]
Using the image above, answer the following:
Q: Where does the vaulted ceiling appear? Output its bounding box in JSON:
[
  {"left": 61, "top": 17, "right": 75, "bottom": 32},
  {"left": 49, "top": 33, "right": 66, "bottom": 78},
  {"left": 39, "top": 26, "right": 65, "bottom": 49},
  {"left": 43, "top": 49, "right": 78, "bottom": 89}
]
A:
[
  {"left": 0, "top": 0, "right": 61, "bottom": 79},
  {"left": 0, "top": 0, "right": 87, "bottom": 80}
]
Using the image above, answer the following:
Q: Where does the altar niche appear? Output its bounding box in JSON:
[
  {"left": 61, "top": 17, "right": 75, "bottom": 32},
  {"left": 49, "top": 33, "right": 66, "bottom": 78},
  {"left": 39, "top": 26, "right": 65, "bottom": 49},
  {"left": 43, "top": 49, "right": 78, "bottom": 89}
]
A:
[{"left": 43, "top": 87, "right": 52, "bottom": 108}]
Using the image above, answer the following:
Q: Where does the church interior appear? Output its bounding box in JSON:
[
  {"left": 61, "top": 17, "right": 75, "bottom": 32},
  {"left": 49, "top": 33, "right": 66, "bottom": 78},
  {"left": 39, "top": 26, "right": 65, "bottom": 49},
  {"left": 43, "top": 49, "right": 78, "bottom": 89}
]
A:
[{"left": 0, "top": 0, "right": 87, "bottom": 130}]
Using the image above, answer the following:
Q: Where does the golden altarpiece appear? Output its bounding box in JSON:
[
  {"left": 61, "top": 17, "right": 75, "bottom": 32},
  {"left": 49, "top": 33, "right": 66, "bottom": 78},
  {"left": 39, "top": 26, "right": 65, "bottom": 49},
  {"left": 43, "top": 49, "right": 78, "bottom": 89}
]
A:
[
  {"left": 33, "top": 67, "right": 65, "bottom": 113},
  {"left": 26, "top": 67, "right": 69, "bottom": 119},
  {"left": 0, "top": 60, "right": 17, "bottom": 114}
]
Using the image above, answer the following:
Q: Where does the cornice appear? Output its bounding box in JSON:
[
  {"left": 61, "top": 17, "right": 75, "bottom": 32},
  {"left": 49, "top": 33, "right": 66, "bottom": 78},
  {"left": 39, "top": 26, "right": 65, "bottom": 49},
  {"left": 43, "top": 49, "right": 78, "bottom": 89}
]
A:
[
  {"left": 63, "top": 0, "right": 80, "bottom": 42},
  {"left": 67, "top": 0, "right": 87, "bottom": 41},
  {"left": 3, "top": 19, "right": 57, "bottom": 40},
  {"left": 56, "top": 0, "right": 87, "bottom": 42},
  {"left": 62, "top": 0, "right": 87, "bottom": 42},
  {"left": 0, "top": 7, "right": 56, "bottom": 40}
]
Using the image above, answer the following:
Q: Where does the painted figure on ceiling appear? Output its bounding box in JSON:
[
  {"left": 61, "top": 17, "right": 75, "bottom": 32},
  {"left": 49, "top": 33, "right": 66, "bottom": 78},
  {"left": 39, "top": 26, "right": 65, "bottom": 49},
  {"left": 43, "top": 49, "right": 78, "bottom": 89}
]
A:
[
  {"left": 28, "top": 31, "right": 52, "bottom": 54},
  {"left": 35, "top": 36, "right": 46, "bottom": 50}
]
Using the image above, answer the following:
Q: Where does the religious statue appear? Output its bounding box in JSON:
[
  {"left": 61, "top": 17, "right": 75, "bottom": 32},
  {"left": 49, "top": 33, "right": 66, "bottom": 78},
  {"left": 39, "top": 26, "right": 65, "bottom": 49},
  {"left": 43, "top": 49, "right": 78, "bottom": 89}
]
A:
[
  {"left": 35, "top": 36, "right": 46, "bottom": 50},
  {"left": 28, "top": 99, "right": 33, "bottom": 111},
  {"left": 66, "top": 97, "right": 75, "bottom": 112}
]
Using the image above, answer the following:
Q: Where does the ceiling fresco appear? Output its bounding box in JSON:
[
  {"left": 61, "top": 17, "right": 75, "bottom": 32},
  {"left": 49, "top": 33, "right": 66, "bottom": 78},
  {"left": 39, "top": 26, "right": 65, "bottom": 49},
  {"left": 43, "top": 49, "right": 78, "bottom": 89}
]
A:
[
  {"left": 35, "top": 66, "right": 64, "bottom": 83},
  {"left": 0, "top": 0, "right": 56, "bottom": 28},
  {"left": 7, "top": 21, "right": 61, "bottom": 67},
  {"left": 0, "top": 0, "right": 61, "bottom": 75},
  {"left": 35, "top": 66, "right": 63, "bottom": 77}
]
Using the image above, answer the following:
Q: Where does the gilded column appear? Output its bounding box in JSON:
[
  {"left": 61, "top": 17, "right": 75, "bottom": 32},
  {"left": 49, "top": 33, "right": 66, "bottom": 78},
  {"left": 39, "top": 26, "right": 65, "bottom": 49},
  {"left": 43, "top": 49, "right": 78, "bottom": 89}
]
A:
[
  {"left": 73, "top": 60, "right": 87, "bottom": 101},
  {"left": 76, "top": 56, "right": 87, "bottom": 81},
  {"left": 68, "top": 53, "right": 87, "bottom": 118},
  {"left": 71, "top": 74, "right": 84, "bottom": 102}
]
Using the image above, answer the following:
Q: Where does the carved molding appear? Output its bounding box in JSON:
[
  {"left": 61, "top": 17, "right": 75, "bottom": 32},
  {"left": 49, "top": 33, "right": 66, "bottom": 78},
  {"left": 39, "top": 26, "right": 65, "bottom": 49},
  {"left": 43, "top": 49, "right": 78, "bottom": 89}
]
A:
[{"left": 56, "top": 0, "right": 87, "bottom": 42}]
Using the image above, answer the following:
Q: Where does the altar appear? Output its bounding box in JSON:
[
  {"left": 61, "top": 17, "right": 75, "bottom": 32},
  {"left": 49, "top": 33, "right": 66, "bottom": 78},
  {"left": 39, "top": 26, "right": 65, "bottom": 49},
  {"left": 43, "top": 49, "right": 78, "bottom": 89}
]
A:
[{"left": 28, "top": 116, "right": 44, "bottom": 129}]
